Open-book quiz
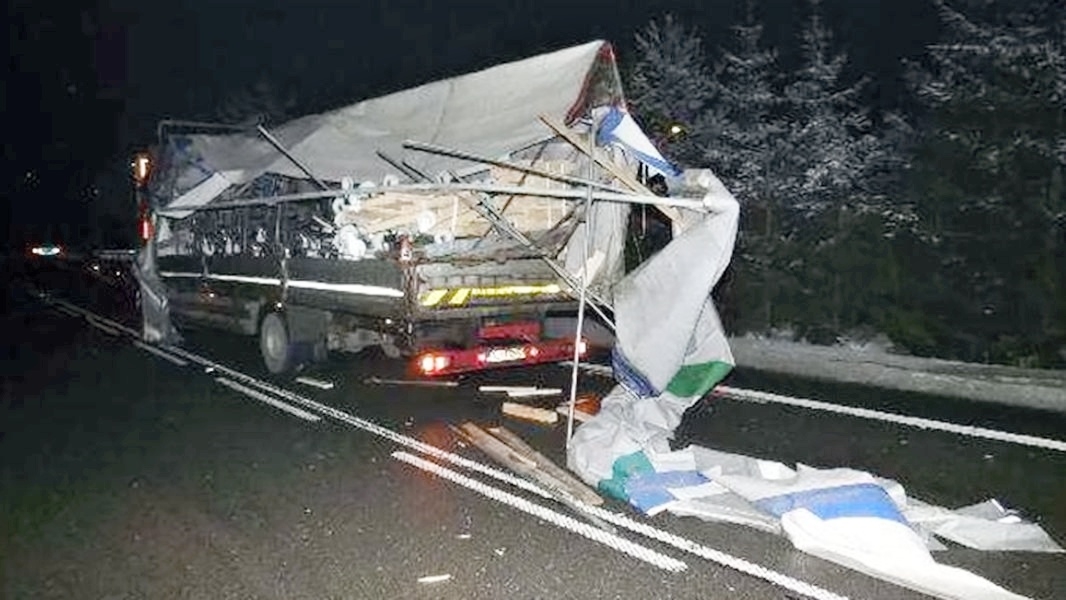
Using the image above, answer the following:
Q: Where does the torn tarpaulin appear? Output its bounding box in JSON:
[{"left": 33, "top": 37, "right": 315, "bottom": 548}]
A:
[
  {"left": 564, "top": 169, "right": 1060, "bottom": 600},
  {"left": 567, "top": 169, "right": 739, "bottom": 498},
  {"left": 131, "top": 228, "right": 182, "bottom": 345}
]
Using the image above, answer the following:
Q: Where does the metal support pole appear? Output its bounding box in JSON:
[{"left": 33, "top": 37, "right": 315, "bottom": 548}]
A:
[
  {"left": 567, "top": 116, "right": 599, "bottom": 448},
  {"left": 255, "top": 125, "right": 330, "bottom": 191},
  {"left": 158, "top": 182, "right": 706, "bottom": 215},
  {"left": 402, "top": 139, "right": 628, "bottom": 194}
]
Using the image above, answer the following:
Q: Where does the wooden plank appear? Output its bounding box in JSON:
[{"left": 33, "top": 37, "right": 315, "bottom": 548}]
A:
[
  {"left": 458, "top": 422, "right": 601, "bottom": 508},
  {"left": 488, "top": 426, "right": 604, "bottom": 506},
  {"left": 501, "top": 401, "right": 559, "bottom": 424},
  {"left": 458, "top": 422, "right": 539, "bottom": 474},
  {"left": 539, "top": 114, "right": 682, "bottom": 225}
]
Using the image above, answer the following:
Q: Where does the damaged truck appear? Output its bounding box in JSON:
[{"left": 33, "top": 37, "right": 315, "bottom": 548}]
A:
[{"left": 132, "top": 40, "right": 698, "bottom": 376}]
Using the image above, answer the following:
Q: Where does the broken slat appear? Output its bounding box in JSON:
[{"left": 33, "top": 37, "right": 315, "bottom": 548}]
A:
[
  {"left": 505, "top": 388, "right": 563, "bottom": 398},
  {"left": 458, "top": 422, "right": 613, "bottom": 533},
  {"left": 555, "top": 404, "right": 595, "bottom": 423},
  {"left": 539, "top": 114, "right": 682, "bottom": 225},
  {"left": 488, "top": 426, "right": 603, "bottom": 506},
  {"left": 501, "top": 402, "right": 559, "bottom": 424},
  {"left": 364, "top": 376, "right": 459, "bottom": 388},
  {"left": 457, "top": 422, "right": 538, "bottom": 474}
]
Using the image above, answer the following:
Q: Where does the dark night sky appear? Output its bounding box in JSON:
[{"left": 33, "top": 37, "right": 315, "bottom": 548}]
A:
[{"left": 4, "top": 0, "right": 941, "bottom": 244}]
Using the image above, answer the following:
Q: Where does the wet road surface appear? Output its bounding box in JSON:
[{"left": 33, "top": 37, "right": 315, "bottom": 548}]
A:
[{"left": 2, "top": 258, "right": 1064, "bottom": 599}]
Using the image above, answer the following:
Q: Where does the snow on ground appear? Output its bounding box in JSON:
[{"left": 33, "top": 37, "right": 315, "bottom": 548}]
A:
[{"left": 729, "top": 334, "right": 1066, "bottom": 414}]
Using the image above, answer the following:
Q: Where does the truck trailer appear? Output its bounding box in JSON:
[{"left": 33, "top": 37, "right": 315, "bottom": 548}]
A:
[{"left": 132, "top": 40, "right": 691, "bottom": 376}]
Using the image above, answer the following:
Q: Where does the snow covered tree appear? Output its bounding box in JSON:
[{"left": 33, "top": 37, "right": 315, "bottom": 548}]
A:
[
  {"left": 627, "top": 15, "right": 716, "bottom": 166},
  {"left": 904, "top": 0, "right": 1066, "bottom": 365},
  {"left": 702, "top": 7, "right": 786, "bottom": 213},
  {"left": 695, "top": 4, "right": 791, "bottom": 330},
  {"left": 774, "top": 0, "right": 914, "bottom": 335},
  {"left": 779, "top": 0, "right": 902, "bottom": 216}
]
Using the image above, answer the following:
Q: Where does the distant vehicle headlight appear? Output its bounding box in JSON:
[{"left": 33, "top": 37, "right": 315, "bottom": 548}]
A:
[{"left": 30, "top": 244, "right": 63, "bottom": 257}]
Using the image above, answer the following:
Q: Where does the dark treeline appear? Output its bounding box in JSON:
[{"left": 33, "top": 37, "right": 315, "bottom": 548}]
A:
[{"left": 625, "top": 0, "right": 1066, "bottom": 368}]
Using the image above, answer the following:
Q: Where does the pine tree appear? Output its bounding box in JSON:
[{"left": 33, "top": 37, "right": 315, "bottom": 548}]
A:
[
  {"left": 703, "top": 7, "right": 786, "bottom": 212},
  {"left": 698, "top": 3, "right": 790, "bottom": 330},
  {"left": 906, "top": 0, "right": 1066, "bottom": 365},
  {"left": 776, "top": 0, "right": 913, "bottom": 335},
  {"left": 627, "top": 15, "right": 716, "bottom": 167}
]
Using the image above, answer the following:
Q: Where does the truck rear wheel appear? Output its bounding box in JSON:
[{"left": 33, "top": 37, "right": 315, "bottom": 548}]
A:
[{"left": 260, "top": 311, "right": 294, "bottom": 374}]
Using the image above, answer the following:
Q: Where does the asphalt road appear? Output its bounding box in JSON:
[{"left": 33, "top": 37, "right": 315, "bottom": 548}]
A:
[{"left": 2, "top": 257, "right": 1064, "bottom": 599}]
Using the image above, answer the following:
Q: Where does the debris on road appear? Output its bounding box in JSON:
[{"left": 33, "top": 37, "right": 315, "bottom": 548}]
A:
[
  {"left": 479, "top": 385, "right": 537, "bottom": 393},
  {"left": 364, "top": 376, "right": 459, "bottom": 388},
  {"left": 488, "top": 426, "right": 603, "bottom": 507},
  {"left": 501, "top": 401, "right": 559, "bottom": 425},
  {"left": 555, "top": 395, "right": 601, "bottom": 423},
  {"left": 480, "top": 385, "right": 564, "bottom": 398},
  {"left": 507, "top": 388, "right": 563, "bottom": 398},
  {"left": 295, "top": 375, "right": 335, "bottom": 390},
  {"left": 454, "top": 422, "right": 605, "bottom": 516},
  {"left": 417, "top": 573, "right": 452, "bottom": 584}
]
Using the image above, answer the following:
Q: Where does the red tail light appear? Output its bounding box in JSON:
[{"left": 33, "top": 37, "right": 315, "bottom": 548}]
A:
[
  {"left": 413, "top": 338, "right": 588, "bottom": 377},
  {"left": 138, "top": 216, "right": 154, "bottom": 243},
  {"left": 417, "top": 353, "right": 452, "bottom": 375},
  {"left": 137, "top": 198, "right": 153, "bottom": 244}
]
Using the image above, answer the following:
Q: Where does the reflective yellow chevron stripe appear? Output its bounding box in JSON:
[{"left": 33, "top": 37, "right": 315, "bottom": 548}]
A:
[
  {"left": 448, "top": 287, "right": 471, "bottom": 305},
  {"left": 420, "top": 283, "right": 564, "bottom": 308},
  {"left": 420, "top": 289, "right": 449, "bottom": 307}
]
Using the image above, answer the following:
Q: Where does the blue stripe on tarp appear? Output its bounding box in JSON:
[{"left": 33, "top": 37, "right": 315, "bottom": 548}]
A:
[
  {"left": 594, "top": 107, "right": 626, "bottom": 146},
  {"left": 611, "top": 346, "right": 660, "bottom": 398},
  {"left": 621, "top": 146, "right": 683, "bottom": 178},
  {"left": 625, "top": 470, "right": 710, "bottom": 514},
  {"left": 754, "top": 482, "right": 907, "bottom": 524},
  {"left": 595, "top": 107, "right": 682, "bottom": 177}
]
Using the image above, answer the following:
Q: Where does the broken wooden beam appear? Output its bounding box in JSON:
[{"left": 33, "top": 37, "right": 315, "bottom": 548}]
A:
[
  {"left": 501, "top": 402, "right": 559, "bottom": 425},
  {"left": 488, "top": 425, "right": 603, "bottom": 506}
]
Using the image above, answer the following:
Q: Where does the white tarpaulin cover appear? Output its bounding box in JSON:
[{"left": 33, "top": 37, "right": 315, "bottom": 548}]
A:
[
  {"left": 565, "top": 170, "right": 1061, "bottom": 600},
  {"left": 162, "top": 40, "right": 622, "bottom": 198}
]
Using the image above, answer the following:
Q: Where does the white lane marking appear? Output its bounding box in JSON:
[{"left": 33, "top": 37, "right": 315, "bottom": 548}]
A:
[
  {"left": 87, "top": 314, "right": 138, "bottom": 337},
  {"left": 132, "top": 341, "right": 189, "bottom": 366},
  {"left": 47, "top": 297, "right": 139, "bottom": 337},
  {"left": 294, "top": 376, "right": 335, "bottom": 390},
  {"left": 86, "top": 318, "right": 121, "bottom": 336},
  {"left": 31, "top": 301, "right": 846, "bottom": 599},
  {"left": 160, "top": 344, "right": 550, "bottom": 499},
  {"left": 161, "top": 343, "right": 848, "bottom": 600},
  {"left": 215, "top": 377, "right": 321, "bottom": 422},
  {"left": 718, "top": 385, "right": 1066, "bottom": 453},
  {"left": 392, "top": 451, "right": 688, "bottom": 573},
  {"left": 561, "top": 362, "right": 1066, "bottom": 453},
  {"left": 56, "top": 306, "right": 81, "bottom": 318}
]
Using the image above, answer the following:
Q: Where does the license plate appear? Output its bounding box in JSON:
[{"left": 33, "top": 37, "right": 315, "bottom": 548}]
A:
[{"left": 485, "top": 347, "right": 527, "bottom": 363}]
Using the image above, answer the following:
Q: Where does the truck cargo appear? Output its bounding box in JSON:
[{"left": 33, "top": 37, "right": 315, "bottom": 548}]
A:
[{"left": 131, "top": 40, "right": 699, "bottom": 375}]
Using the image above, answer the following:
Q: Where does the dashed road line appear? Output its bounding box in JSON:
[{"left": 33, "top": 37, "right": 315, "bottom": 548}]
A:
[
  {"left": 132, "top": 340, "right": 189, "bottom": 366},
  {"left": 215, "top": 377, "right": 322, "bottom": 422}
]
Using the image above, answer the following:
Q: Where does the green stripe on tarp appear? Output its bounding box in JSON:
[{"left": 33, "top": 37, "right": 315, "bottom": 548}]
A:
[
  {"left": 597, "top": 450, "right": 655, "bottom": 501},
  {"left": 665, "top": 360, "right": 733, "bottom": 398}
]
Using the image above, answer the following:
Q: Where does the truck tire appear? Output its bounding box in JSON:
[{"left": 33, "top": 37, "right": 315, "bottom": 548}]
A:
[{"left": 260, "top": 311, "right": 294, "bottom": 374}]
